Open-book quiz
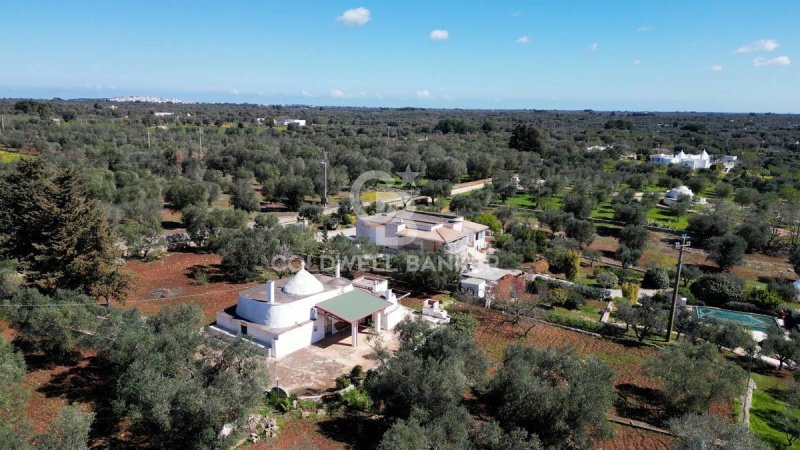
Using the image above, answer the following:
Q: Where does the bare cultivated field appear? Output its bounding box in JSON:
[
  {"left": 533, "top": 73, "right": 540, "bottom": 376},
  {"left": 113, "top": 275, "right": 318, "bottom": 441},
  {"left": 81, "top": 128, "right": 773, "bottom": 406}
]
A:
[{"left": 123, "top": 251, "right": 254, "bottom": 322}]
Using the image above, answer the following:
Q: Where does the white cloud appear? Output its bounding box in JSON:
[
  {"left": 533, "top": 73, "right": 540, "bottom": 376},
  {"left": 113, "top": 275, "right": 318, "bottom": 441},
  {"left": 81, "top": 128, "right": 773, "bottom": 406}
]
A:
[
  {"left": 229, "top": 88, "right": 239, "bottom": 95},
  {"left": 416, "top": 90, "right": 431, "bottom": 99},
  {"left": 753, "top": 56, "right": 791, "bottom": 67},
  {"left": 301, "top": 90, "right": 313, "bottom": 98},
  {"left": 336, "top": 7, "right": 370, "bottom": 26},
  {"left": 511, "top": 11, "right": 522, "bottom": 17},
  {"left": 632, "top": 59, "right": 642, "bottom": 65},
  {"left": 330, "top": 89, "right": 346, "bottom": 98},
  {"left": 709, "top": 64, "right": 723, "bottom": 72},
  {"left": 589, "top": 42, "right": 599, "bottom": 51},
  {"left": 430, "top": 29, "right": 449, "bottom": 41},
  {"left": 517, "top": 36, "right": 530, "bottom": 44},
  {"left": 637, "top": 26, "right": 651, "bottom": 32},
  {"left": 737, "top": 39, "right": 779, "bottom": 53}
]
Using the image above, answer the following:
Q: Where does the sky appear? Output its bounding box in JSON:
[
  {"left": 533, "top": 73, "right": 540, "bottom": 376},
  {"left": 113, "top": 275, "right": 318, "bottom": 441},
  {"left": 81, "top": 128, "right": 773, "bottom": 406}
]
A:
[{"left": 1, "top": 1, "right": 798, "bottom": 112}]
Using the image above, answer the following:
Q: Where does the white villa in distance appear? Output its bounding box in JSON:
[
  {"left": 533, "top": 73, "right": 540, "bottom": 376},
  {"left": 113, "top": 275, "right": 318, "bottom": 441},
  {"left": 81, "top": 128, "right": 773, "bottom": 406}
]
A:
[
  {"left": 356, "top": 210, "right": 489, "bottom": 256},
  {"left": 273, "top": 116, "right": 307, "bottom": 127},
  {"left": 211, "top": 262, "right": 408, "bottom": 359},
  {"left": 649, "top": 150, "right": 712, "bottom": 169},
  {"left": 649, "top": 150, "right": 738, "bottom": 171}
]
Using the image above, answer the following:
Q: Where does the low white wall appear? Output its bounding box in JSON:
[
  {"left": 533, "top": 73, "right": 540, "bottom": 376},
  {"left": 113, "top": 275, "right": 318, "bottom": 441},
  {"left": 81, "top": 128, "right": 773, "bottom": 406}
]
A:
[
  {"left": 272, "top": 321, "right": 316, "bottom": 359},
  {"left": 216, "top": 311, "right": 239, "bottom": 334},
  {"left": 384, "top": 305, "right": 409, "bottom": 330}
]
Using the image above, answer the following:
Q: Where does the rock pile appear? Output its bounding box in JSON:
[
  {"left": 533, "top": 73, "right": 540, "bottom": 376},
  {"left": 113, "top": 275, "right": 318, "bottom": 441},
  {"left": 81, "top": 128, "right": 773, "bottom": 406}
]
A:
[{"left": 246, "top": 414, "right": 279, "bottom": 443}]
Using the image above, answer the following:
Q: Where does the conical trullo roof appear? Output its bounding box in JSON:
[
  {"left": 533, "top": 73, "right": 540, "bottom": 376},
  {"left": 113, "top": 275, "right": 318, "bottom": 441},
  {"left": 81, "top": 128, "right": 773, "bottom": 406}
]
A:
[{"left": 283, "top": 262, "right": 324, "bottom": 296}]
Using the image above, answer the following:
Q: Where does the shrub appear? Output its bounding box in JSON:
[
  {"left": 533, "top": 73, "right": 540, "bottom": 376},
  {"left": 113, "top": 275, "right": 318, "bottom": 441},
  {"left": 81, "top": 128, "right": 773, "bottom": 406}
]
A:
[
  {"left": 338, "top": 388, "right": 372, "bottom": 412},
  {"left": 538, "top": 278, "right": 608, "bottom": 300},
  {"left": 335, "top": 374, "right": 351, "bottom": 390},
  {"left": 743, "top": 287, "right": 782, "bottom": 311},
  {"left": 450, "top": 312, "right": 479, "bottom": 336},
  {"left": 722, "top": 301, "right": 760, "bottom": 313},
  {"left": 563, "top": 289, "right": 587, "bottom": 310},
  {"left": 596, "top": 271, "right": 619, "bottom": 289},
  {"left": 642, "top": 267, "right": 671, "bottom": 290},
  {"left": 350, "top": 365, "right": 365, "bottom": 384},
  {"left": 548, "top": 287, "right": 570, "bottom": 306},
  {"left": 689, "top": 273, "right": 744, "bottom": 307},
  {"left": 530, "top": 258, "right": 549, "bottom": 274},
  {"left": 266, "top": 390, "right": 296, "bottom": 413},
  {"left": 563, "top": 250, "right": 581, "bottom": 281},
  {"left": 621, "top": 282, "right": 640, "bottom": 303}
]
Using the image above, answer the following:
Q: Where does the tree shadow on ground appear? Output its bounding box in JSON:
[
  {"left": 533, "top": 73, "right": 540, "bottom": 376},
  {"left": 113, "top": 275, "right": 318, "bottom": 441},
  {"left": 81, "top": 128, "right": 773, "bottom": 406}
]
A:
[
  {"left": 751, "top": 407, "right": 792, "bottom": 448},
  {"left": 161, "top": 220, "right": 183, "bottom": 230},
  {"left": 315, "top": 414, "right": 388, "bottom": 450},
  {"left": 186, "top": 263, "right": 230, "bottom": 284},
  {"left": 36, "top": 355, "right": 147, "bottom": 448},
  {"left": 15, "top": 345, "right": 84, "bottom": 371},
  {"left": 614, "top": 383, "right": 671, "bottom": 428}
]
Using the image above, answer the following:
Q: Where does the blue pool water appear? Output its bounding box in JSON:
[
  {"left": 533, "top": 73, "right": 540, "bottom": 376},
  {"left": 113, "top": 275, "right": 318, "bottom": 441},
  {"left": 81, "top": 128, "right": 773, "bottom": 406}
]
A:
[{"left": 695, "top": 306, "right": 777, "bottom": 332}]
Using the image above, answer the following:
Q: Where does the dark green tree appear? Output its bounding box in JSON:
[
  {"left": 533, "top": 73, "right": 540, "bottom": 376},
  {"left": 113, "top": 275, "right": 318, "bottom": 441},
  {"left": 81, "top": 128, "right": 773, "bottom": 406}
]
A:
[
  {"left": 509, "top": 125, "right": 544, "bottom": 154},
  {"left": 707, "top": 233, "right": 747, "bottom": 271},
  {"left": 644, "top": 341, "right": 746, "bottom": 414},
  {"left": 480, "top": 345, "right": 614, "bottom": 448}
]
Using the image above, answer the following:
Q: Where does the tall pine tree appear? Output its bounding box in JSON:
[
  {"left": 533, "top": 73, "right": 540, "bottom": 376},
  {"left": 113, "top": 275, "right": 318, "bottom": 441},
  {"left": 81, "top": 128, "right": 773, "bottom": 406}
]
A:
[{"left": 0, "top": 160, "right": 129, "bottom": 301}]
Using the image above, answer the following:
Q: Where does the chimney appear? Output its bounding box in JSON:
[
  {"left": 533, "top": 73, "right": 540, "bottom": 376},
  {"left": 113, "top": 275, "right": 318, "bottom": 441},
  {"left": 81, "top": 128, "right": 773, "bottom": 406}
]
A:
[
  {"left": 335, "top": 259, "right": 341, "bottom": 278},
  {"left": 266, "top": 281, "right": 275, "bottom": 304},
  {"left": 385, "top": 289, "right": 396, "bottom": 304}
]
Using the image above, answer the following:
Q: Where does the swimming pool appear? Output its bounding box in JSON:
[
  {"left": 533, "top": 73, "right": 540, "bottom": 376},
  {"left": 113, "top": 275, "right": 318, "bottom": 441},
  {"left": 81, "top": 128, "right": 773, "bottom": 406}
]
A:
[{"left": 694, "top": 306, "right": 777, "bottom": 332}]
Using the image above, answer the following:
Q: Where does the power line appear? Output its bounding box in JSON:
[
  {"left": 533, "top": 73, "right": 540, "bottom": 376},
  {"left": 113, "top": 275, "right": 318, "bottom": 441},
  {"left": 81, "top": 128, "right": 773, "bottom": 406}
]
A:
[{"left": 0, "top": 283, "right": 261, "bottom": 307}]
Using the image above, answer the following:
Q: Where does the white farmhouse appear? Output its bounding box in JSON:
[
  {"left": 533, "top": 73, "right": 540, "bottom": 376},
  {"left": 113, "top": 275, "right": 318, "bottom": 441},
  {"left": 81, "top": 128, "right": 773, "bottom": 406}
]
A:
[
  {"left": 649, "top": 150, "right": 712, "bottom": 170},
  {"left": 212, "top": 263, "right": 408, "bottom": 359},
  {"left": 356, "top": 210, "right": 488, "bottom": 255},
  {"left": 719, "top": 155, "right": 738, "bottom": 172},
  {"left": 273, "top": 116, "right": 307, "bottom": 127}
]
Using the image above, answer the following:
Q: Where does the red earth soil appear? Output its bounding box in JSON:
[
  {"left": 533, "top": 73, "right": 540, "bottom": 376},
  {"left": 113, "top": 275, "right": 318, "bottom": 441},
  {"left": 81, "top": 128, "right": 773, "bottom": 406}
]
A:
[{"left": 122, "top": 251, "right": 255, "bottom": 322}]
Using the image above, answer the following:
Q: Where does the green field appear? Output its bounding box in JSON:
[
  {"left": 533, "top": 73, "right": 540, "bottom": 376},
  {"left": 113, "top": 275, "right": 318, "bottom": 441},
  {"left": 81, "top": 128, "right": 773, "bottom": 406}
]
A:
[
  {"left": 749, "top": 373, "right": 800, "bottom": 449},
  {"left": 646, "top": 205, "right": 689, "bottom": 230},
  {"left": 0, "top": 150, "right": 28, "bottom": 164}
]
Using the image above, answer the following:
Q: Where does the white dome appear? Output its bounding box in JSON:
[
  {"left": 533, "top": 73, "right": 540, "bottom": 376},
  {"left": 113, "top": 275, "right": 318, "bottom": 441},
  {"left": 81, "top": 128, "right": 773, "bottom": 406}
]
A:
[
  {"left": 666, "top": 186, "right": 694, "bottom": 198},
  {"left": 282, "top": 267, "right": 324, "bottom": 296}
]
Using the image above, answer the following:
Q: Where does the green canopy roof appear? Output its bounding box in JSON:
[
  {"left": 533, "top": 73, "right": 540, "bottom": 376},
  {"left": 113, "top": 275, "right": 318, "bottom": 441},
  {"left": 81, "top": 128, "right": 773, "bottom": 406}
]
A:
[{"left": 316, "top": 290, "right": 392, "bottom": 323}]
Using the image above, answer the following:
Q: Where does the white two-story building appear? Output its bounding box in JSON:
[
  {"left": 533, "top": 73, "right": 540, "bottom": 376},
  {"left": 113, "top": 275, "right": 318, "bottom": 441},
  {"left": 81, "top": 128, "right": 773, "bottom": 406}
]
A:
[{"left": 356, "top": 210, "right": 488, "bottom": 256}]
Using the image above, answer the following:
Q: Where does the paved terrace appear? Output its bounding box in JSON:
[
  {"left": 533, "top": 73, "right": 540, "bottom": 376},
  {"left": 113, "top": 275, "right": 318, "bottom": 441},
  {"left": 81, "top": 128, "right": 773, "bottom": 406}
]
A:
[{"left": 272, "top": 326, "right": 400, "bottom": 396}]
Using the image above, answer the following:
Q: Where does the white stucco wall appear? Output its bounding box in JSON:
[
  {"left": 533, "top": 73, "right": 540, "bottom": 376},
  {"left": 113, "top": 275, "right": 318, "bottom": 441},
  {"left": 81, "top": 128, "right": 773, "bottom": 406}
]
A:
[
  {"left": 272, "top": 321, "right": 317, "bottom": 359},
  {"left": 216, "top": 311, "right": 240, "bottom": 334},
  {"left": 383, "top": 304, "right": 409, "bottom": 329}
]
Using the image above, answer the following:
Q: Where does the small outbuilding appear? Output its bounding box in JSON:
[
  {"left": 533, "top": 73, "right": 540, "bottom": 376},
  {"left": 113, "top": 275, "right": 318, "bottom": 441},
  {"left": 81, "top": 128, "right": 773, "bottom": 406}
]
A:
[{"left": 663, "top": 186, "right": 694, "bottom": 206}]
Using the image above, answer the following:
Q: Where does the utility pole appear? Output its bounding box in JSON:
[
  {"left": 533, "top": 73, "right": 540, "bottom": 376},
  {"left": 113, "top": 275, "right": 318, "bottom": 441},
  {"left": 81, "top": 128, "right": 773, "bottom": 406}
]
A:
[
  {"left": 321, "top": 151, "right": 328, "bottom": 206},
  {"left": 1, "top": 115, "right": 4, "bottom": 133},
  {"left": 146, "top": 130, "right": 151, "bottom": 149},
  {"left": 199, "top": 129, "right": 203, "bottom": 153},
  {"left": 666, "top": 234, "right": 691, "bottom": 342}
]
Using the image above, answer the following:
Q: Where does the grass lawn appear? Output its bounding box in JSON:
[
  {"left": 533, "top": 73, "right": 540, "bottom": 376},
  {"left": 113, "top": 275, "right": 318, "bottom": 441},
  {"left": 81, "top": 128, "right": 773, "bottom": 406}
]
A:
[
  {"left": 0, "top": 150, "right": 27, "bottom": 163},
  {"left": 749, "top": 372, "right": 800, "bottom": 449},
  {"left": 505, "top": 193, "right": 537, "bottom": 208},
  {"left": 540, "top": 193, "right": 564, "bottom": 210},
  {"left": 545, "top": 303, "right": 604, "bottom": 324},
  {"left": 646, "top": 205, "right": 689, "bottom": 230},
  {"left": 591, "top": 200, "right": 615, "bottom": 220},
  {"left": 360, "top": 191, "right": 403, "bottom": 202}
]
